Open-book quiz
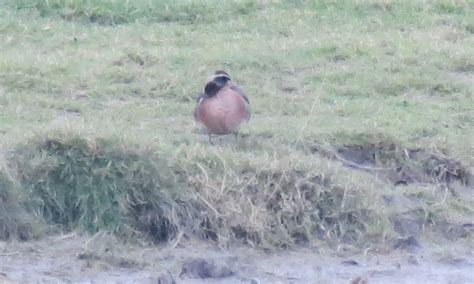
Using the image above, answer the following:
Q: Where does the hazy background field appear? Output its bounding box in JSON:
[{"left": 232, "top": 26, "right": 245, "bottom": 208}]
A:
[{"left": 0, "top": 0, "right": 473, "bottom": 282}]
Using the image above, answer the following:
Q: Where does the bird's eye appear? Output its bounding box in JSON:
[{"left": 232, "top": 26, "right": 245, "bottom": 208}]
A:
[{"left": 215, "top": 76, "right": 229, "bottom": 85}]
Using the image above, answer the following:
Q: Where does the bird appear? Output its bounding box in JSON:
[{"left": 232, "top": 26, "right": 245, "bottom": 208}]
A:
[{"left": 194, "top": 71, "right": 250, "bottom": 144}]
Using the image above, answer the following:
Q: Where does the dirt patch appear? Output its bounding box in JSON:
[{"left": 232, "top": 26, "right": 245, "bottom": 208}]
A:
[
  {"left": 391, "top": 213, "right": 424, "bottom": 237},
  {"left": 442, "top": 222, "right": 474, "bottom": 240},
  {"left": 1, "top": 235, "right": 473, "bottom": 283},
  {"left": 180, "top": 257, "right": 235, "bottom": 279},
  {"left": 393, "top": 236, "right": 421, "bottom": 252},
  {"left": 455, "top": 62, "right": 474, "bottom": 73},
  {"left": 309, "top": 139, "right": 472, "bottom": 187},
  {"left": 306, "top": 136, "right": 473, "bottom": 243},
  {"left": 450, "top": 71, "right": 474, "bottom": 87}
]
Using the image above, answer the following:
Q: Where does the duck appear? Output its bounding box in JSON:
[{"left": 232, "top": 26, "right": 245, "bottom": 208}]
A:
[{"left": 194, "top": 71, "right": 250, "bottom": 144}]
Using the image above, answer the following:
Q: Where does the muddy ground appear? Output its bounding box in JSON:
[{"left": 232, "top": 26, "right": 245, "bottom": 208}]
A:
[{"left": 1, "top": 234, "right": 473, "bottom": 283}]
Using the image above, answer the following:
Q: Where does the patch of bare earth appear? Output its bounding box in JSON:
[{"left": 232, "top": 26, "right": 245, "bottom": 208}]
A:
[
  {"left": 0, "top": 234, "right": 473, "bottom": 283},
  {"left": 309, "top": 140, "right": 472, "bottom": 188}
]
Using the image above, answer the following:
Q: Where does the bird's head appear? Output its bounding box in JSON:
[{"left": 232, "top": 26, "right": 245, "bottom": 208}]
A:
[{"left": 204, "top": 70, "right": 231, "bottom": 96}]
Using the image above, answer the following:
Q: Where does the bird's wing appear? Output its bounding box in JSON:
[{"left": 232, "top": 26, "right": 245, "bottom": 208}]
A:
[
  {"left": 230, "top": 84, "right": 251, "bottom": 121},
  {"left": 230, "top": 85, "right": 250, "bottom": 104},
  {"left": 194, "top": 93, "right": 205, "bottom": 121}
]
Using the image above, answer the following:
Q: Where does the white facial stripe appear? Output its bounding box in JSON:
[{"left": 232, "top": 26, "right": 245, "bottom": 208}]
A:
[{"left": 212, "top": 75, "right": 231, "bottom": 81}]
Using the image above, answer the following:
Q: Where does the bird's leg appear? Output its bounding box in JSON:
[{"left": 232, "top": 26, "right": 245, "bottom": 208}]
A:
[{"left": 208, "top": 133, "right": 214, "bottom": 144}]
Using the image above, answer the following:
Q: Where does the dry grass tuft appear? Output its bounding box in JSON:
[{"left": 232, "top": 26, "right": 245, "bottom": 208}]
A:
[{"left": 2, "top": 133, "right": 391, "bottom": 248}]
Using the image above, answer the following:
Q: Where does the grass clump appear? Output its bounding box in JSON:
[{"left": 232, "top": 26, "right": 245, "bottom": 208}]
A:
[
  {"left": 3, "top": 131, "right": 472, "bottom": 249},
  {"left": 0, "top": 170, "right": 46, "bottom": 240},
  {"left": 177, "top": 147, "right": 389, "bottom": 249},
  {"left": 3, "top": 133, "right": 390, "bottom": 249},
  {"left": 8, "top": 134, "right": 188, "bottom": 242}
]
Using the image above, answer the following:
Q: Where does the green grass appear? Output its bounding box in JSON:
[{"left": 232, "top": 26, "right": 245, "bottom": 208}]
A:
[
  {"left": 7, "top": 0, "right": 258, "bottom": 25},
  {"left": 0, "top": 168, "right": 47, "bottom": 240},
  {"left": 9, "top": 135, "right": 187, "bottom": 240},
  {"left": 0, "top": 0, "right": 473, "bottom": 249}
]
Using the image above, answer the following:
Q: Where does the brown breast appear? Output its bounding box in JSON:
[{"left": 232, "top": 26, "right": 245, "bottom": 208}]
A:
[{"left": 195, "top": 86, "right": 250, "bottom": 135}]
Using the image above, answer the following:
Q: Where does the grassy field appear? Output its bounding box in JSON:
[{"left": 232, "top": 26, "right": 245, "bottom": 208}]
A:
[{"left": 0, "top": 0, "right": 473, "bottom": 251}]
